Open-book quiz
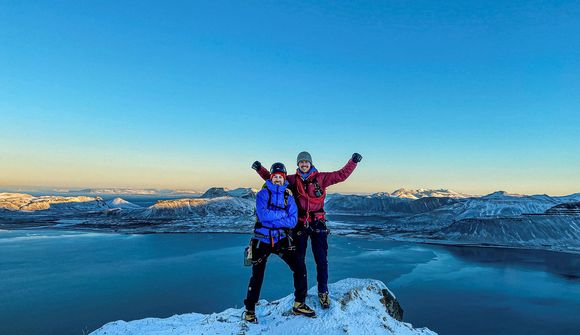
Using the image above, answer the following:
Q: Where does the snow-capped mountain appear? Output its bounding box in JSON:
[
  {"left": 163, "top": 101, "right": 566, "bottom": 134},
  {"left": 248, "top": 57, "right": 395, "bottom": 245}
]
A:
[
  {"left": 451, "top": 191, "right": 561, "bottom": 217},
  {"left": 2, "top": 188, "right": 580, "bottom": 253},
  {"left": 56, "top": 188, "right": 205, "bottom": 196},
  {"left": 67, "top": 188, "right": 160, "bottom": 195},
  {"left": 554, "top": 193, "right": 580, "bottom": 203},
  {"left": 201, "top": 187, "right": 258, "bottom": 199},
  {"left": 389, "top": 188, "right": 471, "bottom": 200},
  {"left": 325, "top": 193, "right": 457, "bottom": 215},
  {"left": 106, "top": 198, "right": 141, "bottom": 210},
  {"left": 545, "top": 202, "right": 580, "bottom": 215},
  {"left": 137, "top": 197, "right": 254, "bottom": 219},
  {"left": 0, "top": 193, "right": 108, "bottom": 212},
  {"left": 431, "top": 215, "right": 580, "bottom": 252},
  {"left": 90, "top": 278, "right": 436, "bottom": 335},
  {"left": 402, "top": 190, "right": 564, "bottom": 227}
]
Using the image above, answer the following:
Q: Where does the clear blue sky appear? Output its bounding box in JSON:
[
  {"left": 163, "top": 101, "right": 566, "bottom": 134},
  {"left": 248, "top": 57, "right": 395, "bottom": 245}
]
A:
[{"left": 0, "top": 1, "right": 579, "bottom": 195}]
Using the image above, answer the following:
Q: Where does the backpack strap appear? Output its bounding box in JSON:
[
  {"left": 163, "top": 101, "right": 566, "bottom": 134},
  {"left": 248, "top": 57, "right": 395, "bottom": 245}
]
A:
[{"left": 254, "top": 186, "right": 290, "bottom": 230}]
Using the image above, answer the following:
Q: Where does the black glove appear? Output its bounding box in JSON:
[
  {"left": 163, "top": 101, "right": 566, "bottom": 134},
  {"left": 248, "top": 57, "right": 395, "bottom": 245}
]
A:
[
  {"left": 352, "top": 153, "right": 362, "bottom": 163},
  {"left": 252, "top": 161, "right": 262, "bottom": 171}
]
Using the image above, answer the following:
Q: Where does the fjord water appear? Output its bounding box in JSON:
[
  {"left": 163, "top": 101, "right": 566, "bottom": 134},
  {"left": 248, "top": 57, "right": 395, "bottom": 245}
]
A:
[{"left": 1, "top": 230, "right": 579, "bottom": 335}]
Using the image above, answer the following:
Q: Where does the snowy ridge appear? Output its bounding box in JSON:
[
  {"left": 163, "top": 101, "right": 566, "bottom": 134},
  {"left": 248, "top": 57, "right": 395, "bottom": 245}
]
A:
[
  {"left": 545, "top": 202, "right": 580, "bottom": 215},
  {"left": 90, "top": 278, "right": 436, "bottom": 335},
  {"left": 139, "top": 196, "right": 254, "bottom": 218},
  {"left": 106, "top": 198, "right": 141, "bottom": 209},
  {"left": 389, "top": 188, "right": 471, "bottom": 200},
  {"left": 325, "top": 193, "right": 457, "bottom": 215},
  {"left": 0, "top": 193, "right": 108, "bottom": 212},
  {"left": 2, "top": 189, "right": 580, "bottom": 253},
  {"left": 201, "top": 187, "right": 258, "bottom": 199},
  {"left": 433, "top": 215, "right": 580, "bottom": 252}
]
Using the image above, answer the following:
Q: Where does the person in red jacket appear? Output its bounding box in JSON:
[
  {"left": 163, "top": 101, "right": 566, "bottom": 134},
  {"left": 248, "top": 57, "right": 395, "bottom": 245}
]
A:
[{"left": 252, "top": 151, "right": 362, "bottom": 308}]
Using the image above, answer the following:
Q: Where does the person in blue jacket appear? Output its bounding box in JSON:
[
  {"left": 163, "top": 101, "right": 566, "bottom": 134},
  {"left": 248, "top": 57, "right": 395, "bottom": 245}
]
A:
[{"left": 243, "top": 162, "right": 316, "bottom": 323}]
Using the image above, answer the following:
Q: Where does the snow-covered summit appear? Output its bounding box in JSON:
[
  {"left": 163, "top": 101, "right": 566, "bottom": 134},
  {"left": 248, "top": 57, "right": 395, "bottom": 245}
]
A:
[
  {"left": 142, "top": 196, "right": 254, "bottom": 218},
  {"left": 390, "top": 188, "right": 470, "bottom": 200},
  {"left": 90, "top": 278, "right": 436, "bottom": 335},
  {"left": 201, "top": 187, "right": 257, "bottom": 199},
  {"left": 0, "top": 193, "right": 107, "bottom": 212},
  {"left": 481, "top": 191, "right": 527, "bottom": 199},
  {"left": 106, "top": 198, "right": 141, "bottom": 209}
]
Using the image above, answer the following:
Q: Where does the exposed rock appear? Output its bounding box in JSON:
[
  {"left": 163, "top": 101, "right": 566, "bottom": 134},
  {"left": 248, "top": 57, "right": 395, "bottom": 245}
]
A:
[{"left": 545, "top": 202, "right": 580, "bottom": 215}]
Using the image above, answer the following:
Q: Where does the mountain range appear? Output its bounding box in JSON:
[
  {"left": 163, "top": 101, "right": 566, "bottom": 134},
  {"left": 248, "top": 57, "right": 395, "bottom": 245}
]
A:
[{"left": 1, "top": 188, "right": 579, "bottom": 252}]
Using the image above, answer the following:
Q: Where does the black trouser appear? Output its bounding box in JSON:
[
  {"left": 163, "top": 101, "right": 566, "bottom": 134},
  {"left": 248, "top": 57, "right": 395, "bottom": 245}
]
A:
[
  {"left": 294, "top": 219, "right": 329, "bottom": 293},
  {"left": 243, "top": 238, "right": 307, "bottom": 311}
]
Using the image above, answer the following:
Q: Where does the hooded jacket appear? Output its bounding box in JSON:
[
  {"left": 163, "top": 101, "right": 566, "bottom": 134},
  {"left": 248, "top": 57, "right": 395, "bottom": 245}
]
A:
[
  {"left": 254, "top": 179, "right": 298, "bottom": 244},
  {"left": 257, "top": 159, "right": 357, "bottom": 226}
]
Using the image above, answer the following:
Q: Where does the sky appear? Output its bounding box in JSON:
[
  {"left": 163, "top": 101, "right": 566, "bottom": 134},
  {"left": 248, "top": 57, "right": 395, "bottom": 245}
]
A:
[{"left": 0, "top": 1, "right": 579, "bottom": 195}]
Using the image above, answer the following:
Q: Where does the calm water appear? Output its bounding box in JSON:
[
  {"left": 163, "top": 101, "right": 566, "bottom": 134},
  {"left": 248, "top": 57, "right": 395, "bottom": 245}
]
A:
[{"left": 0, "top": 230, "right": 579, "bottom": 335}]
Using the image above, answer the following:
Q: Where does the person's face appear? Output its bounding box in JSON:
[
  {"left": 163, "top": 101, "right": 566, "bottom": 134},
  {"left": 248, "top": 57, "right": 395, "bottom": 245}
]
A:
[
  {"left": 271, "top": 174, "right": 285, "bottom": 186},
  {"left": 298, "top": 160, "right": 311, "bottom": 173}
]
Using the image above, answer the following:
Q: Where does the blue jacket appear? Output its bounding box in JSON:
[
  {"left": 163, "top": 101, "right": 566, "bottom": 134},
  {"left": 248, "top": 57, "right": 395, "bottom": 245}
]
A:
[{"left": 254, "top": 180, "right": 298, "bottom": 244}]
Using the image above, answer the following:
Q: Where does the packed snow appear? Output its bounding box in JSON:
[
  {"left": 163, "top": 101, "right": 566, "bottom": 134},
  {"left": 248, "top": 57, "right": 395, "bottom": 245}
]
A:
[{"left": 90, "top": 278, "right": 436, "bottom": 335}]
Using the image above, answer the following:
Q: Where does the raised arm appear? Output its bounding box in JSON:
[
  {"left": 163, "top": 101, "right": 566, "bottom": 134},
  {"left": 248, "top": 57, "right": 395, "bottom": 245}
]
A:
[
  {"left": 255, "top": 190, "right": 287, "bottom": 227},
  {"left": 319, "top": 153, "right": 362, "bottom": 187},
  {"left": 252, "top": 161, "right": 271, "bottom": 181}
]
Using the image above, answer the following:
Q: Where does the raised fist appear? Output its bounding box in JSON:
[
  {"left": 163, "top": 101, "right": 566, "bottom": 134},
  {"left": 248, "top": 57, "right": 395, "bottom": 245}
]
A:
[
  {"left": 252, "top": 161, "right": 262, "bottom": 171},
  {"left": 351, "top": 153, "right": 362, "bottom": 163}
]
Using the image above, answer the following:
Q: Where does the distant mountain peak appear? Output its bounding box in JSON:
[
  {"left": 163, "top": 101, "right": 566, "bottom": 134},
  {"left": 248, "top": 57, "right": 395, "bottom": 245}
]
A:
[
  {"left": 201, "top": 187, "right": 257, "bottom": 199},
  {"left": 482, "top": 191, "right": 527, "bottom": 199},
  {"left": 106, "top": 197, "right": 141, "bottom": 209},
  {"left": 389, "top": 188, "right": 470, "bottom": 200}
]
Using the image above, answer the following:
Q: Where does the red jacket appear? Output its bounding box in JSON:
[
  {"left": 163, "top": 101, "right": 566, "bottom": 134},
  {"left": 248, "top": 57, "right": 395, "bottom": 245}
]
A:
[{"left": 257, "top": 159, "right": 358, "bottom": 226}]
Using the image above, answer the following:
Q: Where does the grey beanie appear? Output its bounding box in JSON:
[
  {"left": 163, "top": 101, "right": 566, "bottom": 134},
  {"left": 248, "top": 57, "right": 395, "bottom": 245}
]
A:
[{"left": 296, "top": 151, "right": 312, "bottom": 165}]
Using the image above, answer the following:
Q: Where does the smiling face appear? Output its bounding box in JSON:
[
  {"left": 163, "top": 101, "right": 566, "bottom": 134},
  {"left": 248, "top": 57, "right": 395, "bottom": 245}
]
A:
[
  {"left": 271, "top": 173, "right": 285, "bottom": 186},
  {"left": 298, "top": 160, "right": 311, "bottom": 173}
]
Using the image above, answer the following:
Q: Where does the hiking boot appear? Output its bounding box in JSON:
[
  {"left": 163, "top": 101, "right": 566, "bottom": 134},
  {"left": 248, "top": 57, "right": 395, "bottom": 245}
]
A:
[
  {"left": 292, "top": 302, "right": 317, "bottom": 318},
  {"left": 318, "top": 292, "right": 330, "bottom": 309},
  {"left": 243, "top": 309, "right": 258, "bottom": 323}
]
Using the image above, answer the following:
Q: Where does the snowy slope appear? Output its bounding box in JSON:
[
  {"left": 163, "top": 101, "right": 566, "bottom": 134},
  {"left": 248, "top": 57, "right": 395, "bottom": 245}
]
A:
[
  {"left": 390, "top": 188, "right": 471, "bottom": 200},
  {"left": 404, "top": 191, "right": 563, "bottom": 227},
  {"left": 106, "top": 198, "right": 141, "bottom": 209},
  {"left": 432, "top": 215, "right": 580, "bottom": 252},
  {"left": 201, "top": 187, "right": 258, "bottom": 199},
  {"left": 138, "top": 196, "right": 254, "bottom": 218},
  {"left": 325, "top": 193, "right": 457, "bottom": 215},
  {"left": 0, "top": 193, "right": 108, "bottom": 212},
  {"left": 545, "top": 202, "right": 580, "bottom": 215},
  {"left": 90, "top": 278, "right": 436, "bottom": 335},
  {"left": 555, "top": 193, "right": 580, "bottom": 203}
]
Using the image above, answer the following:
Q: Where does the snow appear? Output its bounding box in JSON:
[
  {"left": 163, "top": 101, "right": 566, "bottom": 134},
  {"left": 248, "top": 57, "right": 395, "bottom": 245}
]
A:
[
  {"left": 201, "top": 187, "right": 258, "bottom": 199},
  {"left": 106, "top": 198, "right": 141, "bottom": 209},
  {"left": 0, "top": 192, "right": 107, "bottom": 212},
  {"left": 2, "top": 188, "right": 580, "bottom": 253},
  {"left": 90, "top": 278, "right": 436, "bottom": 335},
  {"left": 389, "top": 188, "right": 471, "bottom": 200}
]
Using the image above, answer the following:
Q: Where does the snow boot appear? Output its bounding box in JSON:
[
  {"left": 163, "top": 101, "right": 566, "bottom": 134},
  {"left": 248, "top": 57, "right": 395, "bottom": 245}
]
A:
[
  {"left": 292, "top": 302, "right": 317, "bottom": 318},
  {"left": 318, "top": 292, "right": 330, "bottom": 309},
  {"left": 243, "top": 309, "right": 258, "bottom": 323}
]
